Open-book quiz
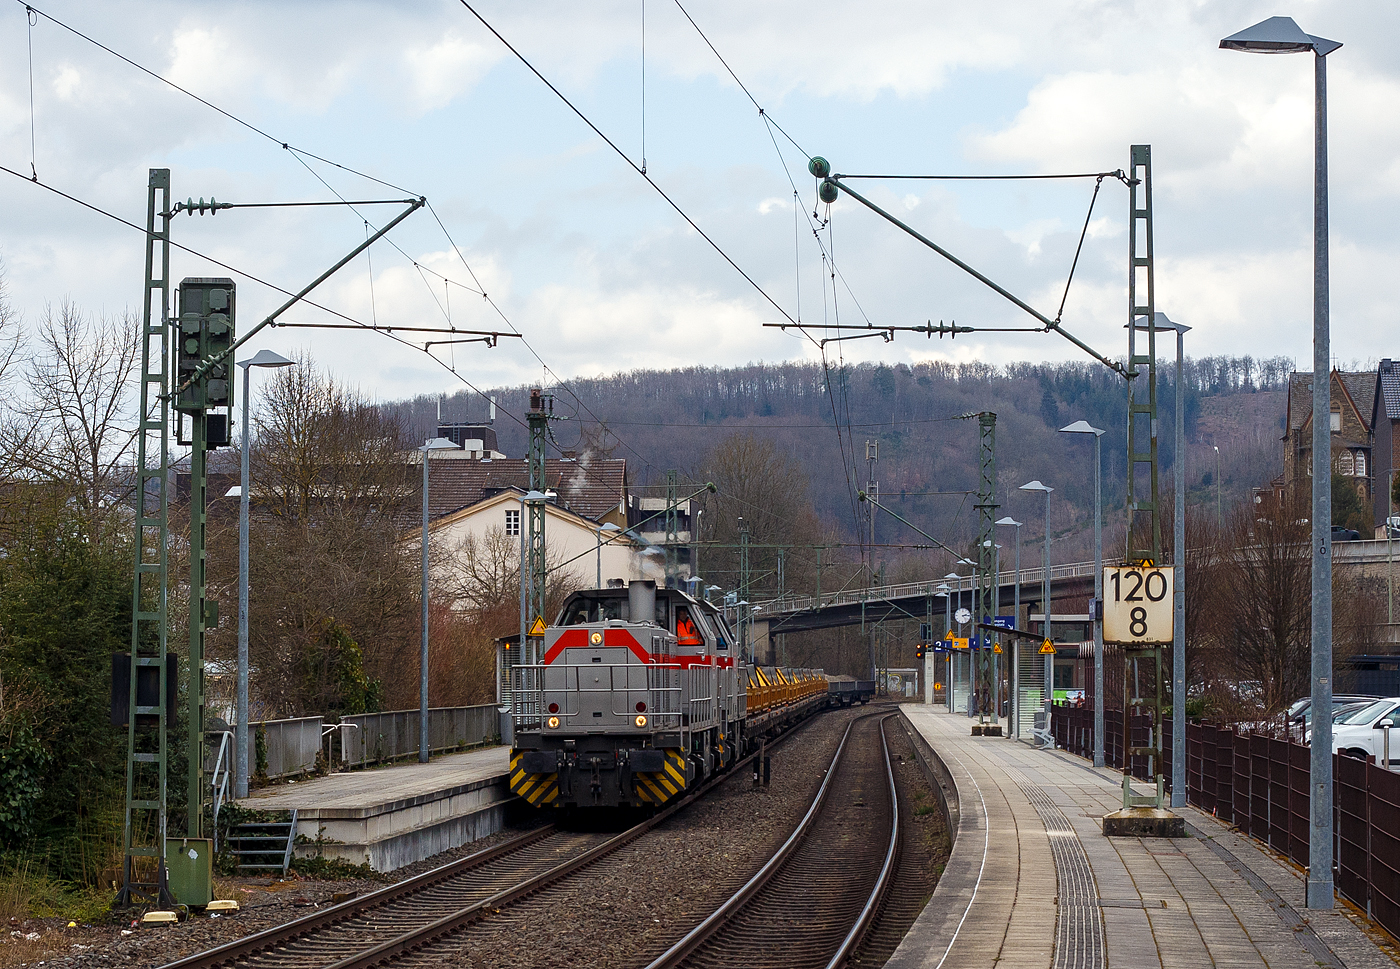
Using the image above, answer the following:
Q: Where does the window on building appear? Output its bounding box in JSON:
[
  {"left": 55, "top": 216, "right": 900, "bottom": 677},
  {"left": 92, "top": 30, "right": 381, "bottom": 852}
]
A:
[
  {"left": 1331, "top": 410, "right": 1342, "bottom": 433},
  {"left": 1339, "top": 451, "right": 1355, "bottom": 476},
  {"left": 1355, "top": 451, "right": 1367, "bottom": 477},
  {"left": 505, "top": 508, "right": 520, "bottom": 536},
  {"left": 1053, "top": 661, "right": 1074, "bottom": 690}
]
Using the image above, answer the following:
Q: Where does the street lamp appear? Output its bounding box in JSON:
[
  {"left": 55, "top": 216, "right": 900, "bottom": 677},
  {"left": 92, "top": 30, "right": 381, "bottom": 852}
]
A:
[
  {"left": 1020, "top": 481, "right": 1054, "bottom": 737},
  {"left": 596, "top": 522, "right": 622, "bottom": 587},
  {"left": 418, "top": 436, "right": 459, "bottom": 764},
  {"left": 232, "top": 348, "right": 294, "bottom": 799},
  {"left": 1222, "top": 14, "right": 1341, "bottom": 912},
  {"left": 936, "top": 583, "right": 952, "bottom": 712},
  {"left": 1143, "top": 311, "right": 1192, "bottom": 806},
  {"left": 1061, "top": 420, "right": 1105, "bottom": 768},
  {"left": 1213, "top": 446, "right": 1223, "bottom": 529},
  {"left": 996, "top": 516, "right": 1023, "bottom": 738}
]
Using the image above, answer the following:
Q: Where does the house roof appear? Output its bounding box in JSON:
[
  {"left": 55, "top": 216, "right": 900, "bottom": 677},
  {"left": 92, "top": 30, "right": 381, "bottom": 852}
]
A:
[
  {"left": 1286, "top": 370, "right": 1377, "bottom": 444},
  {"left": 426, "top": 457, "right": 627, "bottom": 522},
  {"left": 1379, "top": 359, "right": 1400, "bottom": 422}
]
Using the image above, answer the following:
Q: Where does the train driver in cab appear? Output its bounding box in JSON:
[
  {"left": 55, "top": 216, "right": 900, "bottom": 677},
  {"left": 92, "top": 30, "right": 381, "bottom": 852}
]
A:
[{"left": 675, "top": 606, "right": 703, "bottom": 648}]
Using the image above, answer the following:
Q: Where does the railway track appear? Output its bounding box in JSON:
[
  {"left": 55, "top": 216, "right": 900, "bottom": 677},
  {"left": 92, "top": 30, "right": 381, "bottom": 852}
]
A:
[
  {"left": 643, "top": 712, "right": 899, "bottom": 969},
  {"left": 163, "top": 710, "right": 834, "bottom": 969}
]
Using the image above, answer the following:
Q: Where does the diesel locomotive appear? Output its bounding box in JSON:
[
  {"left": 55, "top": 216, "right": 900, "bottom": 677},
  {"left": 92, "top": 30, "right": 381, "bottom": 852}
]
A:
[{"left": 508, "top": 580, "right": 827, "bottom": 809}]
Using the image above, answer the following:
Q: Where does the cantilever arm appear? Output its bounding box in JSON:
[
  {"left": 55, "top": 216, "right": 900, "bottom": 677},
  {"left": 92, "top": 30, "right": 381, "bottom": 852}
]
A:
[{"left": 824, "top": 177, "right": 1130, "bottom": 379}]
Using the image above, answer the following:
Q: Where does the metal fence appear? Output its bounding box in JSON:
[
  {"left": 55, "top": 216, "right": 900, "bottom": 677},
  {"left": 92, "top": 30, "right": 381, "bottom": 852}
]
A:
[
  {"left": 336, "top": 705, "right": 499, "bottom": 768},
  {"left": 1053, "top": 710, "right": 1400, "bottom": 940},
  {"left": 249, "top": 716, "right": 323, "bottom": 780},
  {"left": 1052, "top": 703, "right": 1175, "bottom": 782}
]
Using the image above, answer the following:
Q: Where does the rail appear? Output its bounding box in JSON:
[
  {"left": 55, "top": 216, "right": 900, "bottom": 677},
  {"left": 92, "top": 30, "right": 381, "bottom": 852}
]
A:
[
  {"left": 164, "top": 712, "right": 802, "bottom": 969},
  {"left": 643, "top": 712, "right": 900, "bottom": 969}
]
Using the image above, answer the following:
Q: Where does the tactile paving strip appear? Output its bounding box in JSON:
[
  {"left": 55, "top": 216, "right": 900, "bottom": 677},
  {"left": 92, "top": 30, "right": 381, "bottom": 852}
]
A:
[{"left": 1020, "top": 783, "right": 1105, "bottom": 969}]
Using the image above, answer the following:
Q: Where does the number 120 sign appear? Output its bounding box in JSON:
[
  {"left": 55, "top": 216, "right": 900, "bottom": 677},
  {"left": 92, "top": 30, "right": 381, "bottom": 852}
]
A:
[{"left": 1103, "top": 566, "right": 1174, "bottom": 644}]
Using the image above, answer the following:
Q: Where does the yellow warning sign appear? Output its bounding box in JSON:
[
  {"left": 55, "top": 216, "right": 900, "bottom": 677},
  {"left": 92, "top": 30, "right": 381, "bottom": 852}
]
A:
[
  {"left": 934, "top": 682, "right": 943, "bottom": 691},
  {"left": 1039, "top": 639, "right": 1056, "bottom": 654},
  {"left": 992, "top": 642, "right": 1003, "bottom": 654},
  {"left": 529, "top": 616, "right": 548, "bottom": 636}
]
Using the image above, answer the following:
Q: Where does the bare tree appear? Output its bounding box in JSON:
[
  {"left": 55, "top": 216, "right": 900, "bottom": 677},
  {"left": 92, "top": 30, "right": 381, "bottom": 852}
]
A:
[
  {"left": 17, "top": 301, "right": 137, "bottom": 544},
  {"left": 207, "top": 355, "right": 422, "bottom": 715}
]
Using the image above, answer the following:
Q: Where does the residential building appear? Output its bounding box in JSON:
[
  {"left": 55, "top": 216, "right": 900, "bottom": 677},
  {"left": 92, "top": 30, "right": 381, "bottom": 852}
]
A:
[
  {"left": 1372, "top": 359, "right": 1400, "bottom": 532},
  {"left": 1281, "top": 369, "right": 1375, "bottom": 506}
]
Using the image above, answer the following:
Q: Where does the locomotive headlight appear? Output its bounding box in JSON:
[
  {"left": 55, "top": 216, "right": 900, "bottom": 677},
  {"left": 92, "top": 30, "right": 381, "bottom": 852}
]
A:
[
  {"left": 590, "top": 631, "right": 603, "bottom": 645},
  {"left": 547, "top": 716, "right": 560, "bottom": 729},
  {"left": 634, "top": 715, "right": 648, "bottom": 728}
]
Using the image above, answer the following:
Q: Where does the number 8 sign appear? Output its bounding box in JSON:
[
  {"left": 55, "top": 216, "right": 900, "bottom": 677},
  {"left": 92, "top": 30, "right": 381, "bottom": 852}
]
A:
[{"left": 1103, "top": 566, "right": 1174, "bottom": 644}]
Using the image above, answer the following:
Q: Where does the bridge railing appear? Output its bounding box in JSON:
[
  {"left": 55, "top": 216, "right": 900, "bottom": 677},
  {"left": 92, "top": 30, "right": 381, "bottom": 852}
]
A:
[{"left": 762, "top": 559, "right": 1102, "bottom": 615}]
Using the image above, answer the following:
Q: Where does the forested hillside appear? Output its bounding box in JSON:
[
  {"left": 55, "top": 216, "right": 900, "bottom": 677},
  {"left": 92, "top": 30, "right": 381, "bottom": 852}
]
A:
[{"left": 388, "top": 354, "right": 1293, "bottom": 585}]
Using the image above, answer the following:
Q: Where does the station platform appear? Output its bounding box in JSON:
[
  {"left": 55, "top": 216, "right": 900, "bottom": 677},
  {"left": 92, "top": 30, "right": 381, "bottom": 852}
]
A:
[
  {"left": 237, "top": 746, "right": 512, "bottom": 871},
  {"left": 890, "top": 707, "right": 1399, "bottom": 969}
]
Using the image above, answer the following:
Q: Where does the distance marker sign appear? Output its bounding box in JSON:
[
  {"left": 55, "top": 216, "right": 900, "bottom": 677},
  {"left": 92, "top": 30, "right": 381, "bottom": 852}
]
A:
[{"left": 1103, "top": 566, "right": 1174, "bottom": 644}]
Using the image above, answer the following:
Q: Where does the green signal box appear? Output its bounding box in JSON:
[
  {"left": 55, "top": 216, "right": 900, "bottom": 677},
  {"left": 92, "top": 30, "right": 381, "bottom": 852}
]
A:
[{"left": 165, "top": 838, "right": 213, "bottom": 907}]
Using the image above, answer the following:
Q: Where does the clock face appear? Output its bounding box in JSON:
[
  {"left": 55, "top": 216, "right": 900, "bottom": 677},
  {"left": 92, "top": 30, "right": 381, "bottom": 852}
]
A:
[{"left": 954, "top": 608, "right": 972, "bottom": 625}]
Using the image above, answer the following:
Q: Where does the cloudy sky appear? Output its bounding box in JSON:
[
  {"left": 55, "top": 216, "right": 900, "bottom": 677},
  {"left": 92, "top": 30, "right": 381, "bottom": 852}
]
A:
[{"left": 1, "top": 1, "right": 1396, "bottom": 408}]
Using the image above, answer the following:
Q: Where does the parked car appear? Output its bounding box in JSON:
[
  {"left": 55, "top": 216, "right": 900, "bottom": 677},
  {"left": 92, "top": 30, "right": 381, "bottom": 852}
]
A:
[
  {"left": 1285, "top": 694, "right": 1377, "bottom": 740},
  {"left": 1300, "top": 700, "right": 1377, "bottom": 743},
  {"left": 1331, "top": 525, "right": 1362, "bottom": 542},
  {"left": 1329, "top": 698, "right": 1400, "bottom": 760}
]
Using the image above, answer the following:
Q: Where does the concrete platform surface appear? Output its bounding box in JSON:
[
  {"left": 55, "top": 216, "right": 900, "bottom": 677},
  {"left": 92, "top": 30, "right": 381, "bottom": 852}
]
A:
[
  {"left": 890, "top": 707, "right": 1400, "bottom": 969},
  {"left": 236, "top": 746, "right": 512, "bottom": 871},
  {"left": 238, "top": 745, "right": 510, "bottom": 813}
]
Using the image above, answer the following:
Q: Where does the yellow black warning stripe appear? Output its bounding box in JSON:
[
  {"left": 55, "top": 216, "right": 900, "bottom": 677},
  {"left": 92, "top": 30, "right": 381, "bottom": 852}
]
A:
[
  {"left": 633, "top": 749, "right": 690, "bottom": 805},
  {"left": 509, "top": 753, "right": 558, "bottom": 806}
]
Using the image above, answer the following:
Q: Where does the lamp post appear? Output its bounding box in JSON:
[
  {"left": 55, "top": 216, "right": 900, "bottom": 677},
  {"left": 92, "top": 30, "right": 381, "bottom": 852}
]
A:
[
  {"left": 1222, "top": 15, "right": 1341, "bottom": 911},
  {"left": 1213, "top": 446, "right": 1222, "bottom": 529},
  {"left": 1388, "top": 469, "right": 1396, "bottom": 624},
  {"left": 936, "top": 583, "right": 952, "bottom": 711},
  {"left": 1060, "top": 421, "right": 1105, "bottom": 767},
  {"left": 996, "top": 516, "right": 1023, "bottom": 738},
  {"left": 232, "top": 348, "right": 294, "bottom": 800},
  {"left": 1020, "top": 481, "right": 1054, "bottom": 734},
  {"left": 1160, "top": 314, "right": 1192, "bottom": 805},
  {"left": 418, "top": 436, "right": 459, "bottom": 763},
  {"left": 596, "top": 522, "right": 622, "bottom": 588}
]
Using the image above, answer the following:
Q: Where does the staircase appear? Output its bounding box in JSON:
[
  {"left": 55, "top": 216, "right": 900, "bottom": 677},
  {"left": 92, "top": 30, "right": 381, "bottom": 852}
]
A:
[{"left": 227, "top": 811, "right": 298, "bottom": 876}]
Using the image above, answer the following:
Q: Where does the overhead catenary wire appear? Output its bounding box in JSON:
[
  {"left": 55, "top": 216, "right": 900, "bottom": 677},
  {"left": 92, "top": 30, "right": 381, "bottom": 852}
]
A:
[{"left": 7, "top": 4, "right": 675, "bottom": 478}]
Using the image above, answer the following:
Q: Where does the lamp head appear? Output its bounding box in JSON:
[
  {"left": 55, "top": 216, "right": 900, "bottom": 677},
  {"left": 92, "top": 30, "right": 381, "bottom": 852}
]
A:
[
  {"left": 239, "top": 348, "right": 295, "bottom": 370},
  {"left": 1019, "top": 480, "right": 1053, "bottom": 494},
  {"left": 1060, "top": 420, "right": 1105, "bottom": 437},
  {"left": 523, "top": 489, "right": 548, "bottom": 503},
  {"left": 995, "top": 516, "right": 1022, "bottom": 527},
  {"left": 1220, "top": 17, "right": 1340, "bottom": 56},
  {"left": 601, "top": 522, "right": 621, "bottom": 532},
  {"left": 421, "top": 437, "right": 458, "bottom": 452}
]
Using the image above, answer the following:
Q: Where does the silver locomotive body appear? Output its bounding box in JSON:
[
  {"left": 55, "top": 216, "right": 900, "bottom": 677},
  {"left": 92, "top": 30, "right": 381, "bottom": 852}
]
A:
[{"left": 509, "top": 581, "right": 746, "bottom": 808}]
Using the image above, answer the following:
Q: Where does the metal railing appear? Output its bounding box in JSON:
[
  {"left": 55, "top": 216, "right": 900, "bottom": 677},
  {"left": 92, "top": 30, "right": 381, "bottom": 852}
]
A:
[
  {"left": 763, "top": 559, "right": 1104, "bottom": 616},
  {"left": 337, "top": 704, "right": 499, "bottom": 768},
  {"left": 209, "top": 730, "right": 234, "bottom": 850},
  {"left": 255, "top": 716, "right": 324, "bottom": 780}
]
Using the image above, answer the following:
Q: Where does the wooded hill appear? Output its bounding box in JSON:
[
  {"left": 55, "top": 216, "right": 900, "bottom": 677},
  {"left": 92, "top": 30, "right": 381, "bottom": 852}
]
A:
[{"left": 389, "top": 354, "right": 1294, "bottom": 582}]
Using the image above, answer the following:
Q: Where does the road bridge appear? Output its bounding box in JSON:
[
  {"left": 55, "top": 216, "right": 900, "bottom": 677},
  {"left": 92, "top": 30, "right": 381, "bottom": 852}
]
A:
[{"left": 748, "top": 540, "right": 1396, "bottom": 663}]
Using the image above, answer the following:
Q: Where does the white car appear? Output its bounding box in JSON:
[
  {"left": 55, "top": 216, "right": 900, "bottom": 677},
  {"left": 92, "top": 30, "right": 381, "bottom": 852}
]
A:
[{"left": 1330, "top": 698, "right": 1400, "bottom": 760}]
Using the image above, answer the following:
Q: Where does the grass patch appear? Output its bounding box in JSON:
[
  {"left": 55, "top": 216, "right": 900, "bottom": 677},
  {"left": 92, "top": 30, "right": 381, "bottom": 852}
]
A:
[
  {"left": 0, "top": 856, "right": 114, "bottom": 924},
  {"left": 288, "top": 854, "right": 378, "bottom": 881},
  {"left": 915, "top": 804, "right": 941, "bottom": 817}
]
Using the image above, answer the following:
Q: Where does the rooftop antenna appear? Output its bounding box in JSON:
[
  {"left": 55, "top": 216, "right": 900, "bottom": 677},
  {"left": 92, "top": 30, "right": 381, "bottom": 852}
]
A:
[{"left": 489, "top": 395, "right": 497, "bottom": 424}]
